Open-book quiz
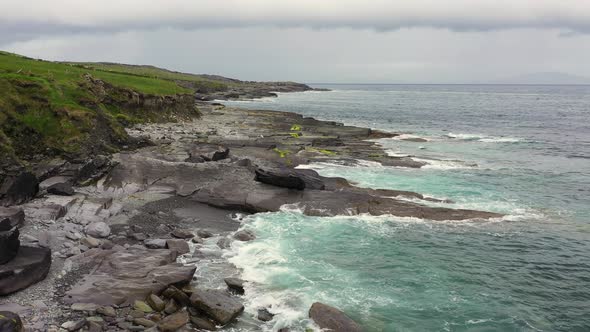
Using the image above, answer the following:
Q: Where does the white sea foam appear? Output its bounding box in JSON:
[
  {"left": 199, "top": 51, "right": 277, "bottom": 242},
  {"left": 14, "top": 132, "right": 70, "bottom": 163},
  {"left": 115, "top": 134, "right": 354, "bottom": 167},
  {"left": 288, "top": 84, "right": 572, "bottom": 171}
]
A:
[
  {"left": 414, "top": 158, "right": 478, "bottom": 170},
  {"left": 446, "top": 132, "right": 521, "bottom": 143}
]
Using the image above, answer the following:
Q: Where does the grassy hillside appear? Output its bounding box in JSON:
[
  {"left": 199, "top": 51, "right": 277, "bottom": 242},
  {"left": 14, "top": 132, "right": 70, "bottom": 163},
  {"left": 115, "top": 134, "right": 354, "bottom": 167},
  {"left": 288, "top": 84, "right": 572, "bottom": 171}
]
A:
[{"left": 0, "top": 51, "right": 201, "bottom": 168}]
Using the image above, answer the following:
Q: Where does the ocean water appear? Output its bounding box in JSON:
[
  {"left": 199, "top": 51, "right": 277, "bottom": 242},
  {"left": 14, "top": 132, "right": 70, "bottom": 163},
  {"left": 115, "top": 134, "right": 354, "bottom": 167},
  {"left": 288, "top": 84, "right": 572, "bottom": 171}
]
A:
[{"left": 221, "top": 85, "right": 590, "bottom": 331}]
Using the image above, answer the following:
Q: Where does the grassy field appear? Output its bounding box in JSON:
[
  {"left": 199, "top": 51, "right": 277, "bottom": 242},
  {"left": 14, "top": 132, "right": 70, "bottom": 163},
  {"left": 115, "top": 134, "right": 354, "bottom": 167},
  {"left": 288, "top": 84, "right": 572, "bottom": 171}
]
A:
[{"left": 0, "top": 51, "right": 205, "bottom": 167}]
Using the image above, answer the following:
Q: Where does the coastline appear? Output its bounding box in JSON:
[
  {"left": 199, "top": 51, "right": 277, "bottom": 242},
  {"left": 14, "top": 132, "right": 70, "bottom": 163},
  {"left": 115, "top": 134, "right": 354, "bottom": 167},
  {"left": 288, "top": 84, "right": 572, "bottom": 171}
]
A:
[{"left": 0, "top": 98, "right": 502, "bottom": 331}]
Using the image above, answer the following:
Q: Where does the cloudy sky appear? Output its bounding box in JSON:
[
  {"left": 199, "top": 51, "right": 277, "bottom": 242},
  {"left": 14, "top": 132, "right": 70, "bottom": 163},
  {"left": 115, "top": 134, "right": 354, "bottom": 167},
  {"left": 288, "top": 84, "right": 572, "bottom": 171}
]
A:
[{"left": 2, "top": 0, "right": 590, "bottom": 83}]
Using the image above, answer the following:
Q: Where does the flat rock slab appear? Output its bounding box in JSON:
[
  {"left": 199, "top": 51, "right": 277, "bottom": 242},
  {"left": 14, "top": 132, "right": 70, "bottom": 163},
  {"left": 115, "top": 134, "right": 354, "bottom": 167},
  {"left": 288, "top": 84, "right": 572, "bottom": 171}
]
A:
[
  {"left": 0, "top": 246, "right": 51, "bottom": 295},
  {"left": 190, "top": 289, "right": 244, "bottom": 325},
  {"left": 65, "top": 248, "right": 195, "bottom": 306},
  {"left": 309, "top": 302, "right": 363, "bottom": 332}
]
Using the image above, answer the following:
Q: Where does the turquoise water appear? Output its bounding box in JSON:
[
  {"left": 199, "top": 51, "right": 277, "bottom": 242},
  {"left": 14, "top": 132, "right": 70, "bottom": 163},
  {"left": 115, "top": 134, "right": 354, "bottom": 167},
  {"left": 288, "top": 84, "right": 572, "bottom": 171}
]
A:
[{"left": 223, "top": 85, "right": 590, "bottom": 331}]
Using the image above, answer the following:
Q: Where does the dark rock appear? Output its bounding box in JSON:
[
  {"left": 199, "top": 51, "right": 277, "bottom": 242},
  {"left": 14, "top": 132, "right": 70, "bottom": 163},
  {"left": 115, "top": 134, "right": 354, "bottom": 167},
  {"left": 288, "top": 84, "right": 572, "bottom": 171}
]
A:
[
  {"left": 47, "top": 182, "right": 75, "bottom": 196},
  {"left": 0, "top": 226, "right": 19, "bottom": 265},
  {"left": 76, "top": 156, "right": 114, "bottom": 185},
  {"left": 311, "top": 137, "right": 345, "bottom": 147},
  {"left": 0, "top": 207, "right": 25, "bottom": 228},
  {"left": 65, "top": 248, "right": 196, "bottom": 306},
  {"left": 171, "top": 229, "right": 194, "bottom": 239},
  {"left": 190, "top": 289, "right": 244, "bottom": 325},
  {"left": 254, "top": 168, "right": 306, "bottom": 190},
  {"left": 157, "top": 310, "right": 189, "bottom": 332},
  {"left": 309, "top": 302, "right": 362, "bottom": 332},
  {"left": 196, "top": 230, "right": 214, "bottom": 238},
  {"left": 190, "top": 316, "right": 217, "bottom": 331},
  {"left": 0, "top": 172, "right": 39, "bottom": 206},
  {"left": 216, "top": 237, "right": 232, "bottom": 249},
  {"left": 257, "top": 308, "right": 274, "bottom": 322},
  {"left": 233, "top": 230, "right": 256, "bottom": 242},
  {"left": 162, "top": 286, "right": 191, "bottom": 307},
  {"left": 166, "top": 239, "right": 190, "bottom": 255},
  {"left": 164, "top": 299, "right": 179, "bottom": 315},
  {"left": 185, "top": 155, "right": 205, "bottom": 164},
  {"left": 0, "top": 311, "right": 24, "bottom": 332},
  {"left": 223, "top": 278, "right": 245, "bottom": 295},
  {"left": 0, "top": 246, "right": 51, "bottom": 295}
]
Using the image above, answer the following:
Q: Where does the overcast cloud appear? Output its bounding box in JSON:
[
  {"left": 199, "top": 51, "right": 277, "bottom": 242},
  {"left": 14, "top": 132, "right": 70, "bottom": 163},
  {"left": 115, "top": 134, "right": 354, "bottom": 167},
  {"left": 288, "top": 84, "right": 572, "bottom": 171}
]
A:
[{"left": 1, "top": 1, "right": 589, "bottom": 83}]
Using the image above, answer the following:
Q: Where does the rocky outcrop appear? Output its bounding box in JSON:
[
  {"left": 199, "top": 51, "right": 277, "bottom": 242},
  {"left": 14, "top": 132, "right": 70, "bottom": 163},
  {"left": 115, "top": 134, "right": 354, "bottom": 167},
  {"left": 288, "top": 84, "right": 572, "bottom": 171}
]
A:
[
  {"left": 190, "top": 289, "right": 244, "bottom": 325},
  {"left": 65, "top": 248, "right": 196, "bottom": 306},
  {"left": 309, "top": 302, "right": 363, "bottom": 332}
]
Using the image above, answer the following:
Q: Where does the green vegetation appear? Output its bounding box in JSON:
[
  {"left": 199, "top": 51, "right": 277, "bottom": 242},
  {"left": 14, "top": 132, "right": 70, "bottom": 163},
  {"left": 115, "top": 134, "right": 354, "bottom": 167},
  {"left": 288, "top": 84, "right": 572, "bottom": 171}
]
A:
[
  {"left": 306, "top": 147, "right": 338, "bottom": 156},
  {"left": 290, "top": 124, "right": 302, "bottom": 131},
  {"left": 273, "top": 147, "right": 291, "bottom": 158},
  {"left": 0, "top": 51, "right": 203, "bottom": 166}
]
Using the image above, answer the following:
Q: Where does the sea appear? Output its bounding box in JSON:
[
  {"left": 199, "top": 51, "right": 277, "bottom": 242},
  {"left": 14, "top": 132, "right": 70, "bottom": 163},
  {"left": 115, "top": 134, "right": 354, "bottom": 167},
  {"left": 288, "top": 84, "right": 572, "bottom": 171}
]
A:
[{"left": 214, "top": 84, "right": 590, "bottom": 331}]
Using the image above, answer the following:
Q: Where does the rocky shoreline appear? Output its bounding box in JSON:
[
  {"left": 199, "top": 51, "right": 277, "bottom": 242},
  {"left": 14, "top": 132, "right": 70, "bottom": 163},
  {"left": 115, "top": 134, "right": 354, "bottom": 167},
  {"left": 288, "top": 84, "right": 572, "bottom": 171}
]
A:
[{"left": 0, "top": 100, "right": 502, "bottom": 332}]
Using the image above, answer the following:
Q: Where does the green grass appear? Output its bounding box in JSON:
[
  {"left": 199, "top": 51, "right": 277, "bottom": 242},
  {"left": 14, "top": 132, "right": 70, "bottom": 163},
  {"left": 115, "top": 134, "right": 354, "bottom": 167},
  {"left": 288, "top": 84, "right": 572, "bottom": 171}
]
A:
[{"left": 0, "top": 51, "right": 202, "bottom": 166}]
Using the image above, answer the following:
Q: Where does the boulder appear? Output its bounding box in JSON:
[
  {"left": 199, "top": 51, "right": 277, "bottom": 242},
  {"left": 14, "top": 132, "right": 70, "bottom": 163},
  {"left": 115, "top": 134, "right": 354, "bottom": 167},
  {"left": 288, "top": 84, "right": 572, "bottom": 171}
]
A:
[
  {"left": 190, "top": 316, "right": 217, "bottom": 331},
  {"left": 76, "top": 156, "right": 114, "bottom": 185},
  {"left": 162, "top": 286, "right": 191, "bottom": 307},
  {"left": 65, "top": 248, "right": 196, "bottom": 306},
  {"left": 144, "top": 239, "right": 167, "bottom": 249},
  {"left": 158, "top": 310, "right": 189, "bottom": 332},
  {"left": 0, "top": 207, "right": 25, "bottom": 228},
  {"left": 0, "top": 172, "right": 39, "bottom": 206},
  {"left": 164, "top": 299, "right": 179, "bottom": 315},
  {"left": 81, "top": 236, "right": 101, "bottom": 248},
  {"left": 0, "top": 246, "right": 51, "bottom": 295},
  {"left": 308, "top": 302, "right": 362, "bottom": 332},
  {"left": 190, "top": 289, "right": 244, "bottom": 325},
  {"left": 0, "top": 225, "right": 19, "bottom": 264},
  {"left": 47, "top": 182, "right": 75, "bottom": 196},
  {"left": 254, "top": 168, "right": 305, "bottom": 190},
  {"left": 201, "top": 147, "right": 230, "bottom": 162},
  {"left": 61, "top": 319, "right": 86, "bottom": 331},
  {"left": 224, "top": 278, "right": 245, "bottom": 295},
  {"left": 233, "top": 230, "right": 256, "bottom": 242},
  {"left": 0, "top": 311, "right": 24, "bottom": 332},
  {"left": 0, "top": 247, "right": 51, "bottom": 295},
  {"left": 171, "top": 229, "right": 194, "bottom": 239},
  {"left": 257, "top": 308, "right": 274, "bottom": 322},
  {"left": 166, "top": 239, "right": 190, "bottom": 255},
  {"left": 147, "top": 294, "right": 166, "bottom": 312},
  {"left": 197, "top": 230, "right": 214, "bottom": 238},
  {"left": 85, "top": 222, "right": 111, "bottom": 238}
]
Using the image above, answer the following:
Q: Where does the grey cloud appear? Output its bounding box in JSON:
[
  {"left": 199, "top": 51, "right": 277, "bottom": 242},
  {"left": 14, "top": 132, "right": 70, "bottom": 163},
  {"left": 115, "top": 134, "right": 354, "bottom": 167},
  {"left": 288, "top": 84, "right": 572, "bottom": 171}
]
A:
[{"left": 1, "top": 0, "right": 590, "bottom": 42}]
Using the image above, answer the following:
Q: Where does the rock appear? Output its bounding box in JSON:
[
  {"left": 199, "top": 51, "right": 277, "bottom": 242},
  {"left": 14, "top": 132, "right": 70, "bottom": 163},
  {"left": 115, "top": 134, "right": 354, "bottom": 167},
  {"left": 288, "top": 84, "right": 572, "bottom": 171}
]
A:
[
  {"left": 196, "top": 230, "right": 214, "bottom": 238},
  {"left": 0, "top": 171, "right": 39, "bottom": 206},
  {"left": 85, "top": 222, "right": 111, "bottom": 238},
  {"left": 254, "top": 168, "right": 306, "bottom": 190},
  {"left": 216, "top": 237, "right": 232, "bottom": 249},
  {"left": 0, "top": 226, "right": 19, "bottom": 264},
  {"left": 189, "top": 316, "right": 217, "bottom": 331},
  {"left": 0, "top": 246, "right": 51, "bottom": 295},
  {"left": 130, "top": 233, "right": 147, "bottom": 241},
  {"left": 200, "top": 147, "right": 230, "bottom": 162},
  {"left": 130, "top": 310, "right": 145, "bottom": 318},
  {"left": 47, "top": 182, "right": 75, "bottom": 196},
  {"left": 257, "top": 308, "right": 274, "bottom": 322},
  {"left": 224, "top": 278, "right": 245, "bottom": 295},
  {"left": 76, "top": 156, "right": 114, "bottom": 185},
  {"left": 157, "top": 310, "right": 189, "bottom": 332},
  {"left": 190, "top": 289, "right": 244, "bottom": 325},
  {"left": 191, "top": 237, "right": 203, "bottom": 244},
  {"left": 0, "top": 311, "right": 24, "bottom": 332},
  {"left": 311, "top": 137, "right": 345, "bottom": 147},
  {"left": 65, "top": 248, "right": 196, "bottom": 306},
  {"left": 171, "top": 229, "right": 194, "bottom": 239},
  {"left": 164, "top": 300, "right": 179, "bottom": 315},
  {"left": 135, "top": 300, "right": 154, "bottom": 313},
  {"left": 144, "top": 239, "right": 167, "bottom": 249},
  {"left": 147, "top": 294, "right": 166, "bottom": 312},
  {"left": 308, "top": 302, "right": 362, "bottom": 332},
  {"left": 134, "top": 318, "right": 156, "bottom": 328},
  {"left": 81, "top": 236, "right": 101, "bottom": 248},
  {"left": 61, "top": 319, "right": 86, "bottom": 331},
  {"left": 185, "top": 155, "right": 205, "bottom": 163},
  {"left": 162, "top": 286, "right": 191, "bottom": 307},
  {"left": 233, "top": 230, "right": 256, "bottom": 242},
  {"left": 71, "top": 303, "right": 99, "bottom": 312},
  {"left": 166, "top": 239, "right": 190, "bottom": 255},
  {"left": 20, "top": 234, "right": 38, "bottom": 244},
  {"left": 0, "top": 207, "right": 25, "bottom": 228},
  {"left": 96, "top": 306, "right": 116, "bottom": 317},
  {"left": 87, "top": 321, "right": 103, "bottom": 332}
]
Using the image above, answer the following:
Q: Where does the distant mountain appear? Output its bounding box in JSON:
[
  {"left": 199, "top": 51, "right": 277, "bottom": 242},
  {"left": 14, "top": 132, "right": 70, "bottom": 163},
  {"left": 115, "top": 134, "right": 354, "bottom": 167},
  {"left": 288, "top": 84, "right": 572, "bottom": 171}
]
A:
[{"left": 494, "top": 72, "right": 590, "bottom": 85}]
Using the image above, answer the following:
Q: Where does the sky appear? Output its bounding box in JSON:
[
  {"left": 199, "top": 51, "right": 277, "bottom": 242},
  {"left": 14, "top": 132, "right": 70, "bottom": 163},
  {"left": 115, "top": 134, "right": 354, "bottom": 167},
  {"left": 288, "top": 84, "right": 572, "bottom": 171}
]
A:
[{"left": 1, "top": 0, "right": 590, "bottom": 83}]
